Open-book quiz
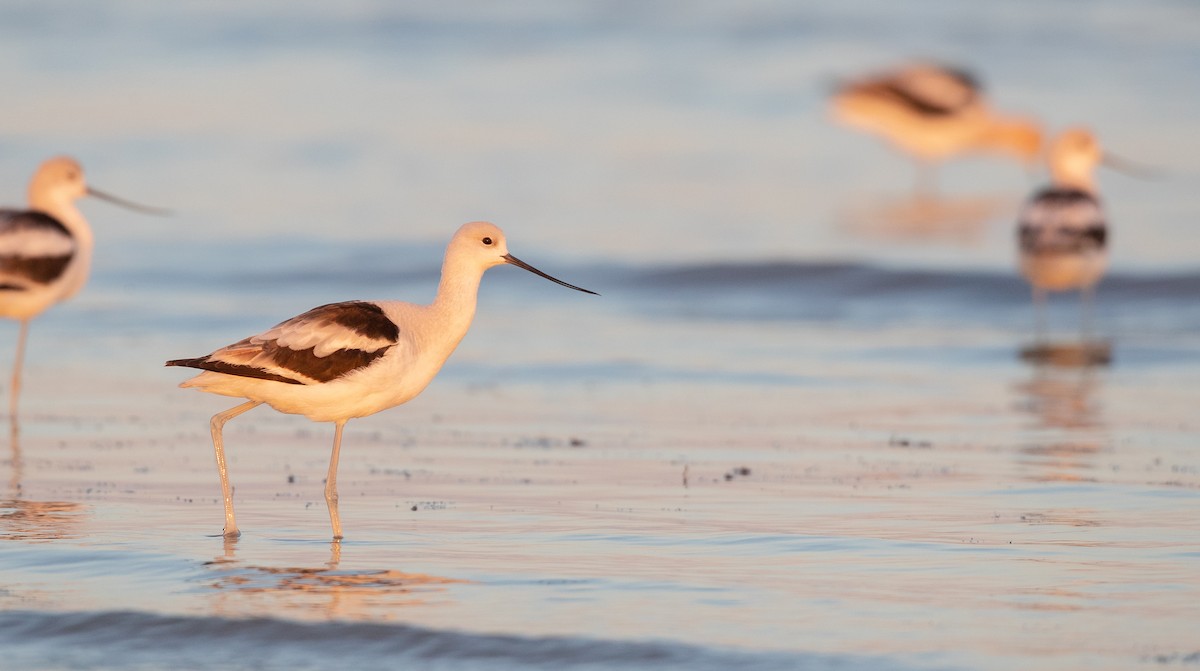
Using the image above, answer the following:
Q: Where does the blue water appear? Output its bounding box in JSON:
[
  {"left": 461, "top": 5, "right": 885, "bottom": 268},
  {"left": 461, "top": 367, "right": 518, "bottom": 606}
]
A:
[
  {"left": 0, "top": 609, "right": 939, "bottom": 671},
  {"left": 2, "top": 2, "right": 1199, "bottom": 670}
]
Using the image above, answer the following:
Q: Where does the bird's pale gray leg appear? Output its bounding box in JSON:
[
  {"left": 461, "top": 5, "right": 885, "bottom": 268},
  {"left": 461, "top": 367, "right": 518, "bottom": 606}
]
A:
[
  {"left": 1033, "top": 287, "right": 1048, "bottom": 342},
  {"left": 1080, "top": 286, "right": 1096, "bottom": 340},
  {"left": 914, "top": 161, "right": 938, "bottom": 198},
  {"left": 209, "top": 400, "right": 261, "bottom": 538},
  {"left": 325, "top": 420, "right": 347, "bottom": 540},
  {"left": 9, "top": 320, "right": 29, "bottom": 421}
]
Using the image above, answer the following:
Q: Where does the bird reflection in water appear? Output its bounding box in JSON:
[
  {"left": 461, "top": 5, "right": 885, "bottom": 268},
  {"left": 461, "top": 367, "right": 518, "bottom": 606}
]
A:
[
  {"left": 838, "top": 193, "right": 1018, "bottom": 246},
  {"left": 205, "top": 539, "right": 465, "bottom": 620},
  {"left": 1, "top": 423, "right": 86, "bottom": 541},
  {"left": 1013, "top": 339, "right": 1112, "bottom": 483},
  {"left": 0, "top": 499, "right": 85, "bottom": 541},
  {"left": 6, "top": 421, "right": 19, "bottom": 499}
]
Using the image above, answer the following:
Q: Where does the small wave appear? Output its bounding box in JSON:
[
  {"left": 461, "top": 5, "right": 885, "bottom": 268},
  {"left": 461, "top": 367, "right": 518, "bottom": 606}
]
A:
[
  {"left": 611, "top": 260, "right": 1200, "bottom": 330},
  {"left": 0, "top": 609, "right": 945, "bottom": 671},
  {"left": 627, "top": 260, "right": 1200, "bottom": 302}
]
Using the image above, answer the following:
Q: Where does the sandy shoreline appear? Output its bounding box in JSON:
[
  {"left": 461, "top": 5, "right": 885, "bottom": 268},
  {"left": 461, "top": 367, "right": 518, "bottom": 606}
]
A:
[{"left": 4, "top": 358, "right": 1198, "bottom": 670}]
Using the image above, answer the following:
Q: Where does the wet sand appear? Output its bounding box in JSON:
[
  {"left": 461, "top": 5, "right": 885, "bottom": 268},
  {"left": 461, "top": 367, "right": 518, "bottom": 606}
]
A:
[{"left": 4, "top": 336, "right": 1198, "bottom": 670}]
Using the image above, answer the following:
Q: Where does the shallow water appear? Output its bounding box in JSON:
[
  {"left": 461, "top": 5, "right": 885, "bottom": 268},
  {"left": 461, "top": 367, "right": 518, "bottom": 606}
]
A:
[
  {"left": 2, "top": 2, "right": 1200, "bottom": 670},
  {"left": 4, "top": 249, "right": 1198, "bottom": 670}
]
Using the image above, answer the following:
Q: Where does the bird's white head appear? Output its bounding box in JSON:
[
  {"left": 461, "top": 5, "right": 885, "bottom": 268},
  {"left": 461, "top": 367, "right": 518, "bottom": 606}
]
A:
[
  {"left": 1048, "top": 127, "right": 1102, "bottom": 191},
  {"left": 449, "top": 221, "right": 513, "bottom": 270},
  {"left": 28, "top": 156, "right": 88, "bottom": 209},
  {"left": 447, "top": 221, "right": 597, "bottom": 295},
  {"left": 26, "top": 155, "right": 169, "bottom": 216}
]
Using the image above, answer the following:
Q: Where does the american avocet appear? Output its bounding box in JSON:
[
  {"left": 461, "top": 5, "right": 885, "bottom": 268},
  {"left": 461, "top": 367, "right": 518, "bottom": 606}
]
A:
[
  {"left": 1, "top": 156, "right": 165, "bottom": 418},
  {"left": 830, "top": 62, "right": 1043, "bottom": 192},
  {"left": 166, "top": 221, "right": 598, "bottom": 539},
  {"left": 1017, "top": 128, "right": 1108, "bottom": 335}
]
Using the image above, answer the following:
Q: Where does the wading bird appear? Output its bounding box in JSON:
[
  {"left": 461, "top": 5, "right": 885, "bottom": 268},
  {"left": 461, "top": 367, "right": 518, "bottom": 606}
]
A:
[
  {"left": 167, "top": 221, "right": 597, "bottom": 539},
  {"left": 830, "top": 62, "right": 1043, "bottom": 193},
  {"left": 1017, "top": 128, "right": 1110, "bottom": 336},
  {"left": 1, "top": 156, "right": 165, "bottom": 418}
]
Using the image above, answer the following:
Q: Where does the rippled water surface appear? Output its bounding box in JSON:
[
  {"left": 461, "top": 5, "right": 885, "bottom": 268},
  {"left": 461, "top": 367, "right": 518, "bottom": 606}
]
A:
[{"left": 2, "top": 2, "right": 1199, "bottom": 670}]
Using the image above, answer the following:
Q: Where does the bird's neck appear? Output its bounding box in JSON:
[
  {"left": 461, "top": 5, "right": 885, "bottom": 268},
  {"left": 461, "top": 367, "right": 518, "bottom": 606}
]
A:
[
  {"left": 1051, "top": 162, "right": 1097, "bottom": 193},
  {"left": 430, "top": 256, "right": 485, "bottom": 331},
  {"left": 978, "top": 116, "right": 1041, "bottom": 163}
]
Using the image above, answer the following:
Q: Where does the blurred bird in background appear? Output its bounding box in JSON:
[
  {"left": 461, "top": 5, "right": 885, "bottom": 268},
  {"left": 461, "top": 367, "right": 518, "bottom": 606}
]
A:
[
  {"left": 831, "top": 62, "right": 1043, "bottom": 194},
  {"left": 0, "top": 156, "right": 165, "bottom": 419}
]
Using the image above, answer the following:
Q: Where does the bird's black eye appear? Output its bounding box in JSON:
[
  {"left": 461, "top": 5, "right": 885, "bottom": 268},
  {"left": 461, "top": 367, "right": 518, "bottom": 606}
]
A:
[{"left": 482, "top": 237, "right": 493, "bottom": 246}]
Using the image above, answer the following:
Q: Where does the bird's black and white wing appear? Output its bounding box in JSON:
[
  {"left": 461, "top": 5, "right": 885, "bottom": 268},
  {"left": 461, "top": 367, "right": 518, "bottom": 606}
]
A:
[
  {"left": 851, "top": 64, "right": 982, "bottom": 117},
  {"left": 167, "top": 301, "right": 401, "bottom": 385},
  {"left": 1018, "top": 188, "right": 1107, "bottom": 255},
  {"left": 0, "top": 209, "right": 76, "bottom": 291}
]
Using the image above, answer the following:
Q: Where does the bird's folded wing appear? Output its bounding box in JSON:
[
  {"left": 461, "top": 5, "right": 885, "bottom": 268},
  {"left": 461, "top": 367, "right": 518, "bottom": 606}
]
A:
[
  {"left": 0, "top": 210, "right": 76, "bottom": 289},
  {"left": 891, "top": 65, "right": 980, "bottom": 114},
  {"left": 197, "top": 301, "right": 402, "bottom": 384},
  {"left": 843, "top": 65, "right": 982, "bottom": 118},
  {"left": 1018, "top": 189, "right": 1106, "bottom": 254}
]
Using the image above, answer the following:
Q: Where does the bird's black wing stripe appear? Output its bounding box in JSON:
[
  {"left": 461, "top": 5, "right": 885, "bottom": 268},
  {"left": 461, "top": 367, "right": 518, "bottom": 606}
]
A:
[
  {"left": 1026, "top": 187, "right": 1099, "bottom": 207},
  {"left": 0, "top": 209, "right": 71, "bottom": 237},
  {"left": 165, "top": 357, "right": 306, "bottom": 385},
  {"left": 0, "top": 210, "right": 75, "bottom": 286},
  {"left": 322, "top": 301, "right": 401, "bottom": 342},
  {"left": 1018, "top": 186, "right": 1107, "bottom": 255},
  {"left": 881, "top": 83, "right": 958, "bottom": 116},
  {"left": 264, "top": 342, "right": 392, "bottom": 383},
  {"left": 0, "top": 254, "right": 73, "bottom": 285}
]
